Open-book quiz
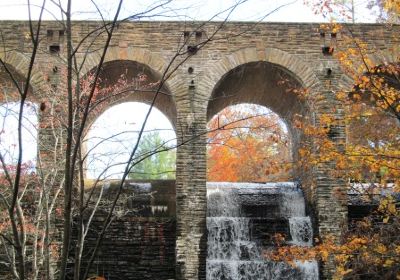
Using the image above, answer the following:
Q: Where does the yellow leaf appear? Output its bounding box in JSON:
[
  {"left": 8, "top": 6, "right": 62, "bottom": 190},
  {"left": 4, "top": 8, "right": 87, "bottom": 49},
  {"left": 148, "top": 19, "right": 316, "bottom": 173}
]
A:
[
  {"left": 388, "top": 203, "right": 397, "bottom": 214},
  {"left": 375, "top": 244, "right": 387, "bottom": 254},
  {"left": 384, "top": 259, "right": 394, "bottom": 267},
  {"left": 361, "top": 76, "right": 370, "bottom": 83}
]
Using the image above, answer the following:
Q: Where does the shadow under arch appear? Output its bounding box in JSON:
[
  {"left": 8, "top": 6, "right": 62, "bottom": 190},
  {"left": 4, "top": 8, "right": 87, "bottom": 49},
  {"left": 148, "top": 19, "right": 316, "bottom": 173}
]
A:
[
  {"left": 82, "top": 59, "right": 177, "bottom": 131},
  {"left": 207, "top": 61, "right": 310, "bottom": 171}
]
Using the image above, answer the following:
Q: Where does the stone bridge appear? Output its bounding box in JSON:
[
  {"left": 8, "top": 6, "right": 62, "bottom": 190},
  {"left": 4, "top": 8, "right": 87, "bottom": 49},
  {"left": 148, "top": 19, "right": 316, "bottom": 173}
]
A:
[{"left": 0, "top": 20, "right": 399, "bottom": 279}]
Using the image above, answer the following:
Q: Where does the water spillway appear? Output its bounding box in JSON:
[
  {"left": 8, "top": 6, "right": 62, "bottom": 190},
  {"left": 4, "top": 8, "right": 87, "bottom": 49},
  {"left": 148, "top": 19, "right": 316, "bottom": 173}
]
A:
[{"left": 206, "top": 182, "right": 318, "bottom": 280}]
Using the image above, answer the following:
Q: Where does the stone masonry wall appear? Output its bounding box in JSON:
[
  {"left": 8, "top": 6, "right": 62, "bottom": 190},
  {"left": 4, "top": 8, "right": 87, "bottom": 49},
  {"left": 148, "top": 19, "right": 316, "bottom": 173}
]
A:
[
  {"left": 68, "top": 180, "right": 177, "bottom": 280},
  {"left": 70, "top": 216, "right": 176, "bottom": 280}
]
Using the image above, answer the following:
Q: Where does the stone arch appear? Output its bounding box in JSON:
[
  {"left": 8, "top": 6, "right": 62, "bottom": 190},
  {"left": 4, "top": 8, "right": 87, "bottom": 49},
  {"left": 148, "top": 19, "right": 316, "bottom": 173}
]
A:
[
  {"left": 337, "top": 48, "right": 400, "bottom": 92},
  {"left": 0, "top": 50, "right": 47, "bottom": 99},
  {"left": 199, "top": 47, "right": 321, "bottom": 106},
  {"left": 78, "top": 46, "right": 185, "bottom": 99},
  {"left": 80, "top": 58, "right": 178, "bottom": 180},
  {"left": 80, "top": 47, "right": 166, "bottom": 75},
  {"left": 335, "top": 52, "right": 400, "bottom": 132},
  {"left": 205, "top": 48, "right": 320, "bottom": 164},
  {"left": 78, "top": 47, "right": 180, "bottom": 129},
  {"left": 82, "top": 59, "right": 177, "bottom": 133}
]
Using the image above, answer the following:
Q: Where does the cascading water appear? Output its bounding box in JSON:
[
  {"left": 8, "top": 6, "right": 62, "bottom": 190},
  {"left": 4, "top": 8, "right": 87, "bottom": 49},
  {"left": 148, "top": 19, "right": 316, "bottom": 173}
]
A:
[{"left": 206, "top": 182, "right": 319, "bottom": 280}]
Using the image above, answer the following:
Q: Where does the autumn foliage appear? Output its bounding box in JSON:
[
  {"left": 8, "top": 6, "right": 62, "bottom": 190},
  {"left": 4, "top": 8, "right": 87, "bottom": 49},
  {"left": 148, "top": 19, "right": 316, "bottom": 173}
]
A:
[
  {"left": 207, "top": 104, "right": 292, "bottom": 182},
  {"left": 268, "top": 196, "right": 400, "bottom": 279}
]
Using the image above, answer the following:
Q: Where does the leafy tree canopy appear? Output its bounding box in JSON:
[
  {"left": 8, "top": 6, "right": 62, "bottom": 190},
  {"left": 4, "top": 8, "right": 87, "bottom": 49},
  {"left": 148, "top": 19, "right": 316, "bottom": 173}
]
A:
[{"left": 128, "top": 131, "right": 175, "bottom": 180}]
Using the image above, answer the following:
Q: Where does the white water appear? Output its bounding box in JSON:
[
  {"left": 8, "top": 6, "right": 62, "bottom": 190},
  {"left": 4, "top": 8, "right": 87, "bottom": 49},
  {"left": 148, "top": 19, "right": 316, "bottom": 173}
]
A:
[
  {"left": 206, "top": 182, "right": 318, "bottom": 280},
  {"left": 289, "top": 217, "right": 313, "bottom": 246}
]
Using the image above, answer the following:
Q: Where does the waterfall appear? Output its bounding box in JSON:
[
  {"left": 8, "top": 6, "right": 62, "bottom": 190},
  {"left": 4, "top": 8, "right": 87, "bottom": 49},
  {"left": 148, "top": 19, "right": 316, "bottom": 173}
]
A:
[
  {"left": 289, "top": 217, "right": 313, "bottom": 246},
  {"left": 206, "top": 182, "right": 319, "bottom": 280}
]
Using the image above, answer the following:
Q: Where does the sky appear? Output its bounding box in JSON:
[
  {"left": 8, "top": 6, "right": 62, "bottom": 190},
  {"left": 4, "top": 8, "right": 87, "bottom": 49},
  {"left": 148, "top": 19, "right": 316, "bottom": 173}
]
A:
[
  {"left": 0, "top": 0, "right": 378, "bottom": 23},
  {"left": 0, "top": 102, "right": 37, "bottom": 168},
  {"left": 86, "top": 102, "right": 175, "bottom": 179}
]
